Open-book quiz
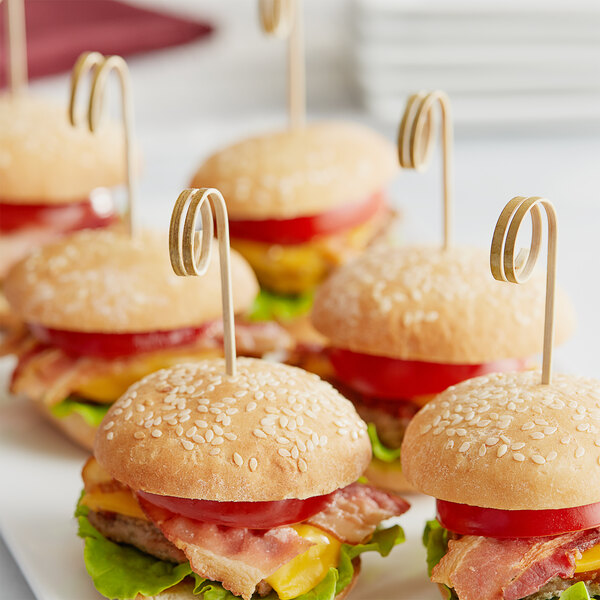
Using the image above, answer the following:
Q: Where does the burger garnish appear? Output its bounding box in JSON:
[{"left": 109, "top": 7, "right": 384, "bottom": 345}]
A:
[
  {"left": 77, "top": 359, "right": 409, "bottom": 600},
  {"left": 403, "top": 371, "right": 600, "bottom": 600},
  {"left": 311, "top": 245, "right": 575, "bottom": 491},
  {"left": 191, "top": 122, "right": 398, "bottom": 297},
  {"left": 2, "top": 229, "right": 279, "bottom": 450}
]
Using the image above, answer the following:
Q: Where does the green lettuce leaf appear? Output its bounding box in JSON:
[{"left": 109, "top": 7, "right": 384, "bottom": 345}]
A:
[
  {"left": 560, "top": 582, "right": 592, "bottom": 600},
  {"left": 336, "top": 525, "right": 405, "bottom": 594},
  {"left": 249, "top": 289, "right": 314, "bottom": 322},
  {"left": 76, "top": 493, "right": 404, "bottom": 600},
  {"left": 50, "top": 396, "right": 109, "bottom": 427},
  {"left": 367, "top": 423, "right": 402, "bottom": 463},
  {"left": 422, "top": 520, "right": 452, "bottom": 600}
]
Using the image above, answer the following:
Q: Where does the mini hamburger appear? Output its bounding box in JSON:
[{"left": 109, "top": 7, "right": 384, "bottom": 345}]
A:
[
  {"left": 76, "top": 357, "right": 409, "bottom": 600},
  {"left": 2, "top": 228, "right": 293, "bottom": 450},
  {"left": 403, "top": 370, "right": 600, "bottom": 600},
  {"left": 190, "top": 122, "right": 398, "bottom": 365},
  {"left": 0, "top": 95, "right": 127, "bottom": 322},
  {"left": 311, "top": 245, "right": 575, "bottom": 491}
]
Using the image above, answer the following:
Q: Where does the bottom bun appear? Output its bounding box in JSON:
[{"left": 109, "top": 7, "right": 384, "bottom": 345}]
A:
[
  {"left": 138, "top": 559, "right": 361, "bottom": 600},
  {"left": 35, "top": 398, "right": 96, "bottom": 451},
  {"left": 365, "top": 459, "right": 416, "bottom": 494}
]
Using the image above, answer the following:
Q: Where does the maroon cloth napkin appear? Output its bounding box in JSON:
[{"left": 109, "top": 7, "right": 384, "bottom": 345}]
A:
[{"left": 0, "top": 0, "right": 213, "bottom": 86}]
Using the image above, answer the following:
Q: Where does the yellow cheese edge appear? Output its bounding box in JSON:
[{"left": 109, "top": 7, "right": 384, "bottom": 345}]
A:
[{"left": 575, "top": 543, "right": 600, "bottom": 573}]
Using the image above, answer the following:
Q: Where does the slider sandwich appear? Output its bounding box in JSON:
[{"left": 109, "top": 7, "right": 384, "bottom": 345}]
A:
[
  {"left": 0, "top": 96, "right": 127, "bottom": 323},
  {"left": 403, "top": 370, "right": 600, "bottom": 600},
  {"left": 190, "top": 123, "right": 398, "bottom": 371},
  {"left": 311, "top": 245, "right": 575, "bottom": 491},
  {"left": 2, "top": 229, "right": 285, "bottom": 450},
  {"left": 77, "top": 358, "right": 409, "bottom": 600}
]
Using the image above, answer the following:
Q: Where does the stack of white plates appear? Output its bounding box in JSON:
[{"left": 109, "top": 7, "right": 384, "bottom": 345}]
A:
[{"left": 353, "top": 0, "right": 600, "bottom": 130}]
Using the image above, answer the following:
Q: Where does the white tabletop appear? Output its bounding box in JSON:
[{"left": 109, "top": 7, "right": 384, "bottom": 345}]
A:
[{"left": 3, "top": 0, "right": 600, "bottom": 596}]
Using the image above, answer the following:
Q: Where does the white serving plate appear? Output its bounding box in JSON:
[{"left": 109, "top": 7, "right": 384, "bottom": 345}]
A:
[{"left": 0, "top": 356, "right": 438, "bottom": 600}]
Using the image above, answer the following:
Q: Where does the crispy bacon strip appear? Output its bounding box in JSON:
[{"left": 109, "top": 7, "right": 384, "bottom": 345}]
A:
[
  {"left": 432, "top": 528, "right": 600, "bottom": 600},
  {"left": 306, "top": 483, "right": 409, "bottom": 544},
  {"left": 138, "top": 498, "right": 313, "bottom": 600},
  {"left": 9, "top": 320, "right": 293, "bottom": 408}
]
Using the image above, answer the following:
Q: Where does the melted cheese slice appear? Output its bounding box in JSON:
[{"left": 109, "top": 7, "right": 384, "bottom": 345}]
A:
[
  {"left": 575, "top": 543, "right": 600, "bottom": 573},
  {"left": 73, "top": 348, "right": 221, "bottom": 402},
  {"left": 80, "top": 490, "right": 148, "bottom": 520},
  {"left": 266, "top": 525, "right": 341, "bottom": 600}
]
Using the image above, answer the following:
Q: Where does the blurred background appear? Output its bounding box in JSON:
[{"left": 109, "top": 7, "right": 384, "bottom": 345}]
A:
[{"left": 3, "top": 0, "right": 600, "bottom": 371}]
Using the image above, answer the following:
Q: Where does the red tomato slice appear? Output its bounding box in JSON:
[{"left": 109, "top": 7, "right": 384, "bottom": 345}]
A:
[
  {"left": 0, "top": 197, "right": 116, "bottom": 233},
  {"left": 437, "top": 499, "right": 600, "bottom": 538},
  {"left": 329, "top": 348, "right": 527, "bottom": 399},
  {"left": 228, "top": 193, "right": 384, "bottom": 245},
  {"left": 29, "top": 324, "right": 209, "bottom": 359},
  {"left": 137, "top": 490, "right": 334, "bottom": 529}
]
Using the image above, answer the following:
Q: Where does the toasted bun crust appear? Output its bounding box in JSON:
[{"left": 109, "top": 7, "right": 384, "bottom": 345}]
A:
[
  {"left": 137, "top": 560, "right": 361, "bottom": 599},
  {"left": 35, "top": 399, "right": 96, "bottom": 451},
  {"left": 0, "top": 95, "right": 128, "bottom": 203},
  {"left": 402, "top": 370, "right": 600, "bottom": 510},
  {"left": 95, "top": 358, "right": 371, "bottom": 501},
  {"left": 190, "top": 122, "right": 398, "bottom": 219},
  {"left": 4, "top": 229, "right": 258, "bottom": 333},
  {"left": 312, "top": 245, "right": 575, "bottom": 363}
]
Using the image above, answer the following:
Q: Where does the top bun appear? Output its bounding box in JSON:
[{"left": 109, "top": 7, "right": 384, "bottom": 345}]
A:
[
  {"left": 0, "top": 95, "right": 128, "bottom": 203},
  {"left": 95, "top": 357, "right": 371, "bottom": 501},
  {"left": 402, "top": 370, "right": 600, "bottom": 510},
  {"left": 312, "top": 245, "right": 575, "bottom": 364},
  {"left": 190, "top": 121, "right": 398, "bottom": 220},
  {"left": 4, "top": 229, "right": 258, "bottom": 333}
]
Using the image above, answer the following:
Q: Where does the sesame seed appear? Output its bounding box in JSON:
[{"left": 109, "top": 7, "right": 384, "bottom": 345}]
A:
[
  {"left": 253, "top": 429, "right": 267, "bottom": 439},
  {"left": 151, "top": 430, "right": 162, "bottom": 438},
  {"left": 277, "top": 436, "right": 290, "bottom": 445},
  {"left": 103, "top": 421, "right": 115, "bottom": 431},
  {"left": 497, "top": 444, "right": 508, "bottom": 458},
  {"left": 212, "top": 437, "right": 224, "bottom": 446},
  {"left": 193, "top": 435, "right": 205, "bottom": 444},
  {"left": 195, "top": 420, "right": 208, "bottom": 428},
  {"left": 530, "top": 432, "right": 545, "bottom": 440},
  {"left": 175, "top": 425, "right": 184, "bottom": 436},
  {"left": 186, "top": 427, "right": 197, "bottom": 438},
  {"left": 479, "top": 445, "right": 486, "bottom": 457},
  {"left": 134, "top": 431, "right": 145, "bottom": 440},
  {"left": 486, "top": 437, "right": 499, "bottom": 446},
  {"left": 213, "top": 425, "right": 224, "bottom": 435},
  {"left": 249, "top": 458, "right": 258, "bottom": 471},
  {"left": 576, "top": 447, "right": 586, "bottom": 458},
  {"left": 420, "top": 424, "right": 432, "bottom": 435},
  {"left": 532, "top": 455, "right": 546, "bottom": 465},
  {"left": 446, "top": 440, "right": 454, "bottom": 449},
  {"left": 224, "top": 432, "right": 237, "bottom": 441},
  {"left": 106, "top": 432, "right": 114, "bottom": 440},
  {"left": 181, "top": 440, "right": 194, "bottom": 450},
  {"left": 233, "top": 453, "right": 243, "bottom": 466},
  {"left": 577, "top": 423, "right": 590, "bottom": 432},
  {"left": 209, "top": 448, "right": 221, "bottom": 456},
  {"left": 279, "top": 448, "right": 291, "bottom": 457},
  {"left": 513, "top": 453, "right": 525, "bottom": 462},
  {"left": 547, "top": 451, "right": 558, "bottom": 461},
  {"left": 511, "top": 442, "right": 525, "bottom": 450},
  {"left": 459, "top": 442, "right": 470, "bottom": 453},
  {"left": 521, "top": 422, "right": 535, "bottom": 431},
  {"left": 205, "top": 430, "right": 214, "bottom": 442}
]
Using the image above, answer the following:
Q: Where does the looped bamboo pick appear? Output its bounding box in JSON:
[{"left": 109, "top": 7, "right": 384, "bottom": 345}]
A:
[
  {"left": 490, "top": 196, "right": 558, "bottom": 385},
  {"left": 169, "top": 188, "right": 237, "bottom": 377},
  {"left": 398, "top": 90, "right": 454, "bottom": 250},
  {"left": 4, "top": 0, "right": 28, "bottom": 94},
  {"left": 259, "top": 0, "right": 305, "bottom": 129},
  {"left": 68, "top": 51, "right": 137, "bottom": 237}
]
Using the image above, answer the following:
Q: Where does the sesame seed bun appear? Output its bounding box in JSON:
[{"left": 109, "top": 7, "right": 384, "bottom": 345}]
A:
[
  {"left": 312, "top": 245, "right": 575, "bottom": 364},
  {"left": 0, "top": 95, "right": 128, "bottom": 203},
  {"left": 95, "top": 358, "right": 371, "bottom": 501},
  {"left": 402, "top": 370, "right": 600, "bottom": 510},
  {"left": 3, "top": 229, "right": 258, "bottom": 333},
  {"left": 190, "top": 122, "right": 398, "bottom": 220}
]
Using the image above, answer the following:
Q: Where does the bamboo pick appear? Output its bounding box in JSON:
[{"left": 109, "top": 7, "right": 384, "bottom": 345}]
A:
[
  {"left": 169, "top": 188, "right": 237, "bottom": 377},
  {"left": 259, "top": 0, "right": 305, "bottom": 129},
  {"left": 68, "top": 52, "right": 137, "bottom": 237},
  {"left": 490, "top": 196, "right": 558, "bottom": 385},
  {"left": 397, "top": 90, "right": 454, "bottom": 250},
  {"left": 5, "top": 0, "right": 28, "bottom": 94}
]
